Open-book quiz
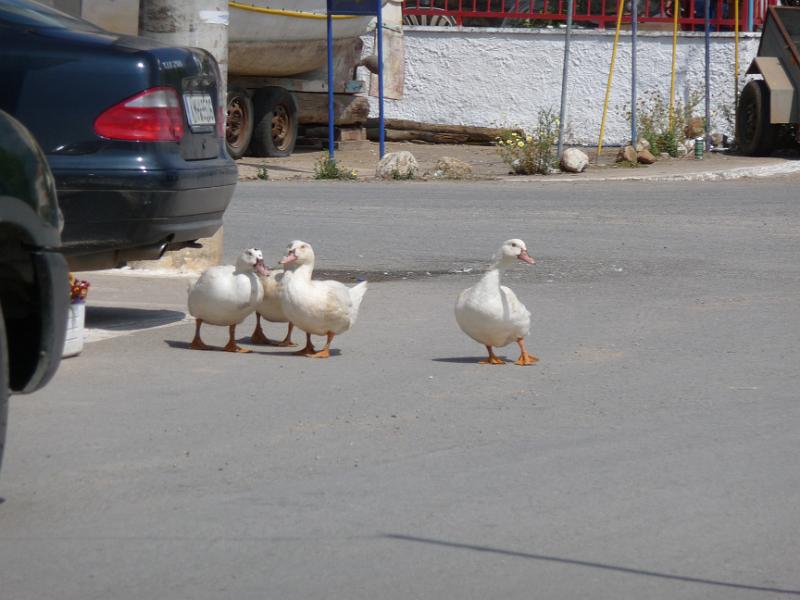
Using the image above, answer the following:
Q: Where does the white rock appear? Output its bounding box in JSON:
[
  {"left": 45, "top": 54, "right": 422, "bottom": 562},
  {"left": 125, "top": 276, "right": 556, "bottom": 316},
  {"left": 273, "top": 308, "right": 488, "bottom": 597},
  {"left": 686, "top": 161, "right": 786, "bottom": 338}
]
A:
[
  {"left": 635, "top": 139, "right": 651, "bottom": 152},
  {"left": 376, "top": 151, "right": 418, "bottom": 179},
  {"left": 560, "top": 148, "right": 589, "bottom": 173}
]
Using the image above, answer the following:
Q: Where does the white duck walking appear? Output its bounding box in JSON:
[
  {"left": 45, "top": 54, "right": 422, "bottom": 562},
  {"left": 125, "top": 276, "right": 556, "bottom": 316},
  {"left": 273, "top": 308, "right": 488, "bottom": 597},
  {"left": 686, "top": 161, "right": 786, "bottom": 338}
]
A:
[
  {"left": 187, "top": 248, "right": 268, "bottom": 352},
  {"left": 455, "top": 239, "right": 538, "bottom": 366},
  {"left": 279, "top": 240, "right": 367, "bottom": 358},
  {"left": 250, "top": 268, "right": 295, "bottom": 347}
]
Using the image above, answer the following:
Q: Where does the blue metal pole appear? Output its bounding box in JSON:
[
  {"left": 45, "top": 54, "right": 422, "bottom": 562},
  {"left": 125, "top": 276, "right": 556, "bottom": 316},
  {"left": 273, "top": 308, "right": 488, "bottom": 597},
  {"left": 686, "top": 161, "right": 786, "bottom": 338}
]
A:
[
  {"left": 376, "top": 0, "right": 385, "bottom": 158},
  {"left": 705, "top": 0, "right": 711, "bottom": 148},
  {"left": 747, "top": 0, "right": 753, "bottom": 32},
  {"left": 631, "top": 0, "right": 638, "bottom": 147},
  {"left": 557, "top": 0, "right": 574, "bottom": 158},
  {"left": 326, "top": 3, "right": 335, "bottom": 160}
]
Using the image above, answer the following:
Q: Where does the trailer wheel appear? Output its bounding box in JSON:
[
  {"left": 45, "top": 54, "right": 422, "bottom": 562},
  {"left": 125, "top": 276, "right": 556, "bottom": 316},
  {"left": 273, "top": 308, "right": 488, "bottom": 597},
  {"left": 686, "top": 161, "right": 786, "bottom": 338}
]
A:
[
  {"left": 225, "top": 87, "right": 254, "bottom": 160},
  {"left": 736, "top": 80, "right": 778, "bottom": 156},
  {"left": 249, "top": 87, "right": 298, "bottom": 157}
]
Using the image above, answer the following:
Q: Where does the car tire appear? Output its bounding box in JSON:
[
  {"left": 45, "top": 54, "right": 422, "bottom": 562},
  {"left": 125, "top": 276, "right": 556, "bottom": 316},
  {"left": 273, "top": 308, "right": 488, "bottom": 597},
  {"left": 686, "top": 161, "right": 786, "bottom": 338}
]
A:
[
  {"left": 0, "top": 302, "right": 8, "bottom": 473},
  {"left": 249, "top": 87, "right": 298, "bottom": 158},
  {"left": 736, "top": 80, "right": 778, "bottom": 156},
  {"left": 225, "top": 87, "right": 254, "bottom": 160}
]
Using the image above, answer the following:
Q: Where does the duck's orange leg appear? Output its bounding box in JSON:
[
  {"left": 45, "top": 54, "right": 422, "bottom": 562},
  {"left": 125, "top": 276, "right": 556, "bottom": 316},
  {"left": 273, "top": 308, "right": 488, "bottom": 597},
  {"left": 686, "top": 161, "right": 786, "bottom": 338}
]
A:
[
  {"left": 190, "top": 319, "right": 212, "bottom": 350},
  {"left": 223, "top": 324, "right": 251, "bottom": 353},
  {"left": 308, "top": 332, "right": 334, "bottom": 358},
  {"left": 276, "top": 322, "right": 297, "bottom": 347},
  {"left": 250, "top": 314, "right": 273, "bottom": 345},
  {"left": 479, "top": 345, "right": 505, "bottom": 365},
  {"left": 514, "top": 338, "right": 539, "bottom": 366},
  {"left": 292, "top": 332, "right": 317, "bottom": 356}
]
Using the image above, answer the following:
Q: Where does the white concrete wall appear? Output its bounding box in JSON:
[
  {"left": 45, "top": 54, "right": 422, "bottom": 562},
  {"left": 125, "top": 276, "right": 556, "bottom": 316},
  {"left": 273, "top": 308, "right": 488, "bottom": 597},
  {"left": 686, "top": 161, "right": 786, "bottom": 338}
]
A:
[{"left": 363, "top": 27, "right": 760, "bottom": 145}]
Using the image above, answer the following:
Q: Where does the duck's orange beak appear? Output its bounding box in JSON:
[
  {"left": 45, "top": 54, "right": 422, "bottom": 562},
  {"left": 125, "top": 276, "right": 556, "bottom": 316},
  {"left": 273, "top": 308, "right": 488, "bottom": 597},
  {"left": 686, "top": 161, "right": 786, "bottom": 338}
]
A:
[
  {"left": 518, "top": 248, "right": 535, "bottom": 264},
  {"left": 255, "top": 259, "right": 269, "bottom": 277},
  {"left": 279, "top": 251, "right": 297, "bottom": 265}
]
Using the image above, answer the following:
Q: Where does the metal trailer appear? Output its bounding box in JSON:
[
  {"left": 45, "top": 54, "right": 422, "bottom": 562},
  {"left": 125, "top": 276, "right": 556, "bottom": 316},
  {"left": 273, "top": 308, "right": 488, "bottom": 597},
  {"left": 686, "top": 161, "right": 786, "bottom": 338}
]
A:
[{"left": 736, "top": 6, "right": 800, "bottom": 155}]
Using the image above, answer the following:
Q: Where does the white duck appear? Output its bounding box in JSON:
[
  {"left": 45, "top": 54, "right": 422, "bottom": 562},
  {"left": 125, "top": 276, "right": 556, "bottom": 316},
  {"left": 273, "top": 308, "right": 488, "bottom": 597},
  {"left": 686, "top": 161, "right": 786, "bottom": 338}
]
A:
[
  {"left": 250, "top": 268, "right": 295, "bottom": 347},
  {"left": 187, "top": 247, "right": 268, "bottom": 353},
  {"left": 278, "top": 240, "right": 367, "bottom": 358},
  {"left": 455, "top": 239, "right": 538, "bottom": 366}
]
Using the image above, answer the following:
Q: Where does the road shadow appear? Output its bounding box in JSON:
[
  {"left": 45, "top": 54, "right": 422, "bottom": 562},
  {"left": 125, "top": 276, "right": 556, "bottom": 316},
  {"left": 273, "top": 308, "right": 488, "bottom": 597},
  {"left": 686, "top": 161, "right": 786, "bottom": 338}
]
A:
[
  {"left": 163, "top": 339, "right": 340, "bottom": 358},
  {"left": 382, "top": 533, "right": 800, "bottom": 595},
  {"left": 433, "top": 356, "right": 508, "bottom": 364},
  {"left": 86, "top": 306, "right": 185, "bottom": 332},
  {"left": 164, "top": 340, "right": 273, "bottom": 355}
]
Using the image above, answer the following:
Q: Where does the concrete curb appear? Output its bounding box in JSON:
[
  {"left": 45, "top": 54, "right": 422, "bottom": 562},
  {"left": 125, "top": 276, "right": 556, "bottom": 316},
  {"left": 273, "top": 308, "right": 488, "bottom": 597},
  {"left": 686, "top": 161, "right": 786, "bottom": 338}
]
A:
[{"left": 501, "top": 158, "right": 800, "bottom": 184}]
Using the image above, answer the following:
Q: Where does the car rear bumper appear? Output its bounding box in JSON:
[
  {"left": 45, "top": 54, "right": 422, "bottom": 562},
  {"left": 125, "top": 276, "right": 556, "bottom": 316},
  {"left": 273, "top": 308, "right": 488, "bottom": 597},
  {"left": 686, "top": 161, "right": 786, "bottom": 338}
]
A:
[{"left": 53, "top": 161, "right": 237, "bottom": 266}]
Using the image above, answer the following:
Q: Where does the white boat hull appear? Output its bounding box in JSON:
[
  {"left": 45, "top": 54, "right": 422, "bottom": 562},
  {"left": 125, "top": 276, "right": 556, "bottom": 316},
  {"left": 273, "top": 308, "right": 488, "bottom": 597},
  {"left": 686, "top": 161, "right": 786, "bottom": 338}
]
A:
[{"left": 229, "top": 1, "right": 382, "bottom": 76}]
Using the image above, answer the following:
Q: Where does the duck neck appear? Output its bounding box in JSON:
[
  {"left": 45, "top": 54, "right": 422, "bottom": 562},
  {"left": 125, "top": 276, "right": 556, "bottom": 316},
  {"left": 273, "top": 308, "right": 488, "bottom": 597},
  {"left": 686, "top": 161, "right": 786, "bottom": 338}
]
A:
[
  {"left": 480, "top": 264, "right": 503, "bottom": 289},
  {"left": 287, "top": 261, "right": 314, "bottom": 282}
]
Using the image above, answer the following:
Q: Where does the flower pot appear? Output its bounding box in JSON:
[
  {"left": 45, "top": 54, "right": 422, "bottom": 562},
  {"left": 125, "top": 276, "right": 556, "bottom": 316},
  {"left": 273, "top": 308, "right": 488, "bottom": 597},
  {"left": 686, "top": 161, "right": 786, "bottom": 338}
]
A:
[{"left": 63, "top": 302, "right": 85, "bottom": 358}]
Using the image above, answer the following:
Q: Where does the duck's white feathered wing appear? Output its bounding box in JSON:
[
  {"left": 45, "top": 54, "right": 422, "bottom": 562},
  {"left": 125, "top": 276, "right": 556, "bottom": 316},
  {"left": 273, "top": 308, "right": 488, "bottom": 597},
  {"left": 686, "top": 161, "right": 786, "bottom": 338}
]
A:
[
  {"left": 187, "top": 265, "right": 262, "bottom": 326},
  {"left": 455, "top": 283, "right": 530, "bottom": 348}
]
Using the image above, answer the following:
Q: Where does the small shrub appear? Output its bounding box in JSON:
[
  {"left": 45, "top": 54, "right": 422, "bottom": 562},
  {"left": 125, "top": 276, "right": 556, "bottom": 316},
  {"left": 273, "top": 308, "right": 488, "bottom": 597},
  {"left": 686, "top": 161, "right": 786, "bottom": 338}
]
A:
[
  {"left": 314, "top": 157, "right": 357, "bottom": 180},
  {"left": 629, "top": 89, "right": 703, "bottom": 157},
  {"left": 257, "top": 164, "right": 269, "bottom": 180},
  {"left": 495, "top": 108, "right": 560, "bottom": 175}
]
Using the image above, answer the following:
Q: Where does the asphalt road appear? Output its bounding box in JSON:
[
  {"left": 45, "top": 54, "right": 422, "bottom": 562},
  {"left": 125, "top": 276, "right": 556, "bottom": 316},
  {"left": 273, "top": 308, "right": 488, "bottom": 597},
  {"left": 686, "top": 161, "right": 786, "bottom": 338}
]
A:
[{"left": 1, "top": 177, "right": 799, "bottom": 600}]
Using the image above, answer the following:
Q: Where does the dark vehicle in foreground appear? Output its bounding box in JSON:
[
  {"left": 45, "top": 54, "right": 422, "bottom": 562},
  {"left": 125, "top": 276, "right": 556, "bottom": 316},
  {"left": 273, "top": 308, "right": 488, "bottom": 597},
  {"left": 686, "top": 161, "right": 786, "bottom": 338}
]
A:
[
  {"left": 0, "top": 109, "right": 69, "bottom": 472},
  {"left": 0, "top": 0, "right": 237, "bottom": 270}
]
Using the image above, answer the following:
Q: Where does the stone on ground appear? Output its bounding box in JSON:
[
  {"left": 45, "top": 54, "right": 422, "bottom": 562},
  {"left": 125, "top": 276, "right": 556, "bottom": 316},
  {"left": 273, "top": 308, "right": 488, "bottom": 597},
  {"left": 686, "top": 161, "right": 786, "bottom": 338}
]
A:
[
  {"left": 376, "top": 151, "right": 418, "bottom": 179},
  {"left": 637, "top": 148, "right": 656, "bottom": 164},
  {"left": 560, "top": 148, "right": 589, "bottom": 173},
  {"left": 433, "top": 156, "right": 473, "bottom": 179},
  {"left": 616, "top": 145, "right": 638, "bottom": 164}
]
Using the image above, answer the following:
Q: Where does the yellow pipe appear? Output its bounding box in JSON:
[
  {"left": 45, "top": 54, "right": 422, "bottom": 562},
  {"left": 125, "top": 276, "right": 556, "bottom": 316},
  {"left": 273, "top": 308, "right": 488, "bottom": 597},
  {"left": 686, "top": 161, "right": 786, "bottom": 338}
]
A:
[
  {"left": 228, "top": 1, "right": 357, "bottom": 20},
  {"left": 597, "top": 0, "right": 626, "bottom": 161},
  {"left": 669, "top": 0, "right": 679, "bottom": 129}
]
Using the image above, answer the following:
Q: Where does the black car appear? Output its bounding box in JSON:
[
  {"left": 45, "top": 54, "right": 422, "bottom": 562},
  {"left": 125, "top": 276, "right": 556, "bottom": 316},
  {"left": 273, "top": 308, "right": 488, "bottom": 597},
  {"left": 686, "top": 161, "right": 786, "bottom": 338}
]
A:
[
  {"left": 0, "top": 0, "right": 237, "bottom": 270},
  {"left": 0, "top": 109, "right": 70, "bottom": 472}
]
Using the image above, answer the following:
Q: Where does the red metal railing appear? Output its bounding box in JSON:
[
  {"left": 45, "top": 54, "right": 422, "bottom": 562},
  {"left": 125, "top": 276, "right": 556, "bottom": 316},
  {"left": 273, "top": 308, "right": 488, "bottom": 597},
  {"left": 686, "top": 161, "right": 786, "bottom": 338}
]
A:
[{"left": 402, "top": 0, "right": 776, "bottom": 31}]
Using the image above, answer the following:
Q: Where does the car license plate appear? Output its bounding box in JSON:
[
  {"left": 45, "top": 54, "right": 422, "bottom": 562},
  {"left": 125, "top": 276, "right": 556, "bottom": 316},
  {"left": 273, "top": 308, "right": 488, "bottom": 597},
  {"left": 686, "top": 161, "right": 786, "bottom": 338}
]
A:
[{"left": 184, "top": 93, "right": 215, "bottom": 127}]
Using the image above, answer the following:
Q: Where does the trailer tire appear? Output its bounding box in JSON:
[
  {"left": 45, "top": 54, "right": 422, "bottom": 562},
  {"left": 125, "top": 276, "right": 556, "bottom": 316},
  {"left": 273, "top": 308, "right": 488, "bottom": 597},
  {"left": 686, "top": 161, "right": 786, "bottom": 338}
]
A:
[
  {"left": 249, "top": 87, "right": 298, "bottom": 158},
  {"left": 736, "top": 80, "right": 778, "bottom": 156},
  {"left": 225, "top": 87, "right": 254, "bottom": 160}
]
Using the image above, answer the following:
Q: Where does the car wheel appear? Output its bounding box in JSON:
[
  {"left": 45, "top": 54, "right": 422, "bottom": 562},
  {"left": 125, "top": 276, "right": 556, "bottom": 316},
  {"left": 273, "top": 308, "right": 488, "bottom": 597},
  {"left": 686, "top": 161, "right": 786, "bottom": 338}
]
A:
[
  {"left": 0, "top": 302, "right": 8, "bottom": 473},
  {"left": 225, "top": 87, "right": 254, "bottom": 160},
  {"left": 249, "top": 87, "right": 298, "bottom": 158},
  {"left": 736, "top": 80, "right": 777, "bottom": 156}
]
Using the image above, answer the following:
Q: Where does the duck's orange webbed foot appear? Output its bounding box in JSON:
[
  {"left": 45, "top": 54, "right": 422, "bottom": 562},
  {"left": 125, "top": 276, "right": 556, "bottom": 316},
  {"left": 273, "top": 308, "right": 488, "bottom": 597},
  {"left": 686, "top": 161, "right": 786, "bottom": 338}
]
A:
[
  {"left": 276, "top": 323, "right": 297, "bottom": 347},
  {"left": 514, "top": 338, "right": 538, "bottom": 366},
  {"left": 190, "top": 319, "right": 213, "bottom": 350},
  {"left": 479, "top": 346, "right": 505, "bottom": 365},
  {"left": 223, "top": 325, "right": 250, "bottom": 353},
  {"left": 190, "top": 338, "right": 213, "bottom": 351},
  {"left": 292, "top": 332, "right": 317, "bottom": 356},
  {"left": 223, "top": 341, "right": 252, "bottom": 353},
  {"left": 514, "top": 353, "right": 538, "bottom": 366},
  {"left": 307, "top": 333, "right": 334, "bottom": 358}
]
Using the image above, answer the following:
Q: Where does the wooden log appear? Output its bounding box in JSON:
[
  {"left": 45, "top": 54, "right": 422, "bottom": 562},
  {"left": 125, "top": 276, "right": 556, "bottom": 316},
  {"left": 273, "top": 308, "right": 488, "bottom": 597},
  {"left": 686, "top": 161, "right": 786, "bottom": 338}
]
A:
[
  {"left": 365, "top": 118, "right": 522, "bottom": 143},
  {"left": 294, "top": 93, "right": 369, "bottom": 126},
  {"left": 366, "top": 128, "right": 470, "bottom": 144}
]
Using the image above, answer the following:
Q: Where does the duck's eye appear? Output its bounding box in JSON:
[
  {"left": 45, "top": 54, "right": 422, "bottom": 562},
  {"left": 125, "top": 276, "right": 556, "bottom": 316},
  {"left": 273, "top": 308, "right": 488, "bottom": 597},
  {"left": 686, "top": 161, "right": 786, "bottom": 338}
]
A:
[{"left": 511, "top": 243, "right": 517, "bottom": 248}]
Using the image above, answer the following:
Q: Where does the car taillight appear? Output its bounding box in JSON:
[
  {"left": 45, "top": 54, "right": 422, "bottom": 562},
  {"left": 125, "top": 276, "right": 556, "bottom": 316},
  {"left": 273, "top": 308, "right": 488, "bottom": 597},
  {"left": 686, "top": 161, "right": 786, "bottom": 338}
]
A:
[{"left": 94, "top": 87, "right": 185, "bottom": 142}]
